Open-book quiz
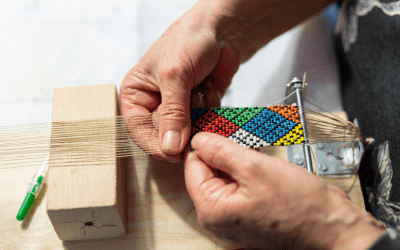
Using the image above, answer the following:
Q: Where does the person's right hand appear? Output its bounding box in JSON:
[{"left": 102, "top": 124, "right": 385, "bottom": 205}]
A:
[
  {"left": 120, "top": 2, "right": 240, "bottom": 162},
  {"left": 184, "top": 132, "right": 387, "bottom": 250}
]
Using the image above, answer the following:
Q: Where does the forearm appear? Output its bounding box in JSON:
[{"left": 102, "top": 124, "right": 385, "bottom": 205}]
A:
[{"left": 196, "top": 0, "right": 336, "bottom": 62}]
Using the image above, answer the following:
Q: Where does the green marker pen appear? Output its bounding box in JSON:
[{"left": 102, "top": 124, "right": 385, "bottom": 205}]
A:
[{"left": 16, "top": 154, "right": 49, "bottom": 221}]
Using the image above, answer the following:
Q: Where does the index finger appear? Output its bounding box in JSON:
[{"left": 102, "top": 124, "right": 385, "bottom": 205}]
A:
[
  {"left": 184, "top": 148, "right": 237, "bottom": 208},
  {"left": 191, "top": 132, "right": 265, "bottom": 183}
]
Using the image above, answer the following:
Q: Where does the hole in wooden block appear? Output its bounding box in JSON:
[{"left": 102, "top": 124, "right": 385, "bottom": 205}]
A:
[{"left": 85, "top": 221, "right": 94, "bottom": 227}]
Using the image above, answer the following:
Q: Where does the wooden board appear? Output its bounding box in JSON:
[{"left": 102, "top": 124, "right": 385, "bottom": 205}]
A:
[{"left": 0, "top": 86, "right": 364, "bottom": 249}]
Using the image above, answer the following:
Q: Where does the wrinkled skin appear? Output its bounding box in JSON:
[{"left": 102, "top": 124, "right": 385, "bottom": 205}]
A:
[
  {"left": 120, "top": 0, "right": 337, "bottom": 162},
  {"left": 185, "top": 133, "right": 386, "bottom": 250},
  {"left": 120, "top": 3, "right": 239, "bottom": 162}
]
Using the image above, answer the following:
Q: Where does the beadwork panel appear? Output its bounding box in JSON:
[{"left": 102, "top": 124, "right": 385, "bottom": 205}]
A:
[{"left": 191, "top": 105, "right": 305, "bottom": 148}]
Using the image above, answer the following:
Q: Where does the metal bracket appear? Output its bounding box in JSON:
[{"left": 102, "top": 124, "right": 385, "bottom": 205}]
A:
[
  {"left": 287, "top": 120, "right": 365, "bottom": 176},
  {"left": 313, "top": 140, "right": 364, "bottom": 176},
  {"left": 283, "top": 78, "right": 364, "bottom": 176},
  {"left": 287, "top": 144, "right": 307, "bottom": 168}
]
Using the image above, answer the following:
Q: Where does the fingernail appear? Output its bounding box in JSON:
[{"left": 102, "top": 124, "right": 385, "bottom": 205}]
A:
[{"left": 162, "top": 130, "right": 181, "bottom": 153}]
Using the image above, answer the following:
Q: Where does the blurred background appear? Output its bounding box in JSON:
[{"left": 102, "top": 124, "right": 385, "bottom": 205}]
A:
[{"left": 0, "top": 0, "right": 340, "bottom": 126}]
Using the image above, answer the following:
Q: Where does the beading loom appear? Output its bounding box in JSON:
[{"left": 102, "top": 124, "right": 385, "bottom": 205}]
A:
[
  {"left": 2, "top": 79, "right": 367, "bottom": 242},
  {"left": 0, "top": 78, "right": 364, "bottom": 172}
]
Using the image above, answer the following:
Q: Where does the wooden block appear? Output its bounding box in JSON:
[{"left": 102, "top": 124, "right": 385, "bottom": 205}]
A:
[{"left": 46, "top": 84, "right": 126, "bottom": 241}]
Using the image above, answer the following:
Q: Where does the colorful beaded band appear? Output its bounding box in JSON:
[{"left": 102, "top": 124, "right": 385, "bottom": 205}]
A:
[{"left": 191, "top": 105, "right": 304, "bottom": 149}]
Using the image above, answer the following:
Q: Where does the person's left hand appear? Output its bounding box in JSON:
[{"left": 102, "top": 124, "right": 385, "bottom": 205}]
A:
[{"left": 119, "top": 2, "right": 240, "bottom": 162}]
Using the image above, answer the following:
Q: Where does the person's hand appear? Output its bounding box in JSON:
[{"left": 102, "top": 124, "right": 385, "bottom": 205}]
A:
[
  {"left": 120, "top": 2, "right": 240, "bottom": 162},
  {"left": 119, "top": 0, "right": 336, "bottom": 162},
  {"left": 184, "top": 132, "right": 386, "bottom": 250}
]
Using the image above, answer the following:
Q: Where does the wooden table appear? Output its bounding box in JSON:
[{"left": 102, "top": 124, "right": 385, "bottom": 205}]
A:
[{"left": 0, "top": 86, "right": 364, "bottom": 249}]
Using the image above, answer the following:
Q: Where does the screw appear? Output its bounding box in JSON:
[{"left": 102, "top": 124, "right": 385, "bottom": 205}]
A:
[
  {"left": 288, "top": 77, "right": 303, "bottom": 90},
  {"left": 294, "top": 158, "right": 304, "bottom": 166},
  {"left": 319, "top": 163, "right": 329, "bottom": 172}
]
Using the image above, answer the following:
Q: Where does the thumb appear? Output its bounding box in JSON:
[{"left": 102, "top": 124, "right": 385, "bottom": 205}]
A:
[
  {"left": 158, "top": 80, "right": 191, "bottom": 155},
  {"left": 158, "top": 45, "right": 240, "bottom": 155},
  {"left": 191, "top": 132, "right": 262, "bottom": 183}
]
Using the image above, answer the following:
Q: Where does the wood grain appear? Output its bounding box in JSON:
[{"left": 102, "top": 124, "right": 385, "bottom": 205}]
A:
[{"left": 0, "top": 154, "right": 221, "bottom": 249}]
